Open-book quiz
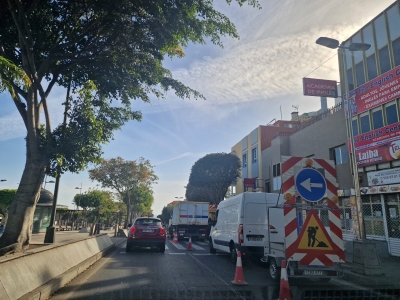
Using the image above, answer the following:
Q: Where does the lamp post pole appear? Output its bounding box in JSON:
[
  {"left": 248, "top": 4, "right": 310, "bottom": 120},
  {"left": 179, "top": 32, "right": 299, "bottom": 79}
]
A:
[
  {"left": 340, "top": 45, "right": 365, "bottom": 240},
  {"left": 316, "top": 37, "right": 384, "bottom": 275}
]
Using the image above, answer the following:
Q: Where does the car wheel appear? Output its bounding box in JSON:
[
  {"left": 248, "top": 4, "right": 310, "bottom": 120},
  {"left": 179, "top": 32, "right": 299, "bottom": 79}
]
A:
[
  {"left": 230, "top": 245, "right": 237, "bottom": 265},
  {"left": 268, "top": 258, "right": 280, "bottom": 282},
  {"left": 159, "top": 244, "right": 165, "bottom": 253},
  {"left": 209, "top": 238, "right": 216, "bottom": 254},
  {"left": 126, "top": 244, "right": 132, "bottom": 253}
]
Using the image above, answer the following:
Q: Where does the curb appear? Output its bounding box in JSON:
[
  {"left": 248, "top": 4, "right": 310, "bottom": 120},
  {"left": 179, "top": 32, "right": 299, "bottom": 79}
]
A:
[{"left": 19, "top": 238, "right": 126, "bottom": 300}]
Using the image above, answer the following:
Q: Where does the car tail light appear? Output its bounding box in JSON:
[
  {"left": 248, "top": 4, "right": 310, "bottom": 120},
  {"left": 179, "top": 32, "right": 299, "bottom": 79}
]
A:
[
  {"left": 238, "top": 224, "right": 244, "bottom": 244},
  {"left": 160, "top": 227, "right": 165, "bottom": 235},
  {"left": 130, "top": 227, "right": 136, "bottom": 234}
]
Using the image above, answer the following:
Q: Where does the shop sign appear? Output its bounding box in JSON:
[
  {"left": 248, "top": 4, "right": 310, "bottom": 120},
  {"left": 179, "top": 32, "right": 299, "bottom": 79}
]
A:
[
  {"left": 347, "top": 66, "right": 400, "bottom": 117},
  {"left": 360, "top": 183, "right": 400, "bottom": 195},
  {"left": 302, "top": 78, "right": 338, "bottom": 98},
  {"left": 243, "top": 178, "right": 256, "bottom": 188},
  {"left": 367, "top": 167, "right": 400, "bottom": 186},
  {"left": 354, "top": 121, "right": 400, "bottom": 167}
]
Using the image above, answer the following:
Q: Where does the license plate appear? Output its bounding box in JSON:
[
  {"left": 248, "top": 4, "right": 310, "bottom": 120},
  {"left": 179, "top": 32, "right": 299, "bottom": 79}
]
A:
[
  {"left": 142, "top": 229, "right": 154, "bottom": 233},
  {"left": 248, "top": 238, "right": 263, "bottom": 241},
  {"left": 304, "top": 270, "right": 323, "bottom": 275}
]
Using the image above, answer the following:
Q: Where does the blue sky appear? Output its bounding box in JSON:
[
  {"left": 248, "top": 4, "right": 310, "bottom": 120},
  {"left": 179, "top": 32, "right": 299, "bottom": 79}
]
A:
[{"left": 0, "top": 0, "right": 395, "bottom": 216}]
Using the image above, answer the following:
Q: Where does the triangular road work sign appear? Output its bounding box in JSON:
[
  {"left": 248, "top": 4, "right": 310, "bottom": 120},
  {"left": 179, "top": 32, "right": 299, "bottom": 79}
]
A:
[{"left": 286, "top": 210, "right": 343, "bottom": 266}]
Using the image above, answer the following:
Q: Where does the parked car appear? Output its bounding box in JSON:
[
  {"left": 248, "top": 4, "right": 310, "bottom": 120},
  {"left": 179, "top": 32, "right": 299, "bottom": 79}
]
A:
[{"left": 126, "top": 217, "right": 166, "bottom": 253}]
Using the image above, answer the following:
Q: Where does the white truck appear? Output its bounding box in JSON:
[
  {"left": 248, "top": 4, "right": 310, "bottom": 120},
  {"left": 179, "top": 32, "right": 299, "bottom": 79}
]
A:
[{"left": 168, "top": 201, "right": 209, "bottom": 241}]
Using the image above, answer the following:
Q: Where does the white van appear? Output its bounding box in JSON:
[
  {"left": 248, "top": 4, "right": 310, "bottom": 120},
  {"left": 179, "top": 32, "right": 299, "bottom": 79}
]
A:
[{"left": 209, "top": 192, "right": 282, "bottom": 263}]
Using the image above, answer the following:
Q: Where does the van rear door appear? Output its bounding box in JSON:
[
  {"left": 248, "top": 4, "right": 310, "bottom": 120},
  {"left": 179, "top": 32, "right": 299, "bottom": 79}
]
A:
[{"left": 243, "top": 202, "right": 267, "bottom": 246}]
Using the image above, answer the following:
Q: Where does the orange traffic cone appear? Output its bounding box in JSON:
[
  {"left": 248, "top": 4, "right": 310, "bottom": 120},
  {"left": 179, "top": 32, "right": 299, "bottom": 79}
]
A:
[
  {"left": 173, "top": 232, "right": 178, "bottom": 243},
  {"left": 231, "top": 250, "right": 248, "bottom": 285},
  {"left": 279, "top": 260, "right": 292, "bottom": 300},
  {"left": 187, "top": 236, "right": 193, "bottom": 251}
]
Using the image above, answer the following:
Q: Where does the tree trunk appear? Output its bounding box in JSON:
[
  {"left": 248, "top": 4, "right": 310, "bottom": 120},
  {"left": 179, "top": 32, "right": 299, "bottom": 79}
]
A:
[{"left": 0, "top": 153, "right": 46, "bottom": 252}]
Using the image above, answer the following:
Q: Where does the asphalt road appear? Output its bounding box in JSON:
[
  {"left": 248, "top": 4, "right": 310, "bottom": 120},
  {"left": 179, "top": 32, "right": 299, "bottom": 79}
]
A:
[{"left": 49, "top": 238, "right": 392, "bottom": 300}]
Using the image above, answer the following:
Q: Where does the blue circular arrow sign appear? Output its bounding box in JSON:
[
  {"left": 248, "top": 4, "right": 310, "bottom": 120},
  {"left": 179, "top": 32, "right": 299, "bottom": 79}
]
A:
[{"left": 295, "top": 168, "right": 327, "bottom": 202}]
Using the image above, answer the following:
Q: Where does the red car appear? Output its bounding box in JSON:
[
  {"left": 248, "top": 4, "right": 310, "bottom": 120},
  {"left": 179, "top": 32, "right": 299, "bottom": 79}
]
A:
[{"left": 126, "top": 217, "right": 166, "bottom": 253}]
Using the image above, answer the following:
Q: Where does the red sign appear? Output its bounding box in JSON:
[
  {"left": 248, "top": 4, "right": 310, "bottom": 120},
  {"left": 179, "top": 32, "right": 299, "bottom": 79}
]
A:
[
  {"left": 354, "top": 121, "right": 400, "bottom": 167},
  {"left": 243, "top": 178, "right": 256, "bottom": 188},
  {"left": 349, "top": 66, "right": 400, "bottom": 117},
  {"left": 303, "top": 78, "right": 338, "bottom": 98}
]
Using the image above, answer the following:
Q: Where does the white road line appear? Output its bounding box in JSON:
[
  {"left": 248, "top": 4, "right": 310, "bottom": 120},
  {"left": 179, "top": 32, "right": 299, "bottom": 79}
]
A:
[
  {"left": 187, "top": 243, "right": 205, "bottom": 251},
  {"left": 192, "top": 253, "right": 229, "bottom": 256},
  {"left": 165, "top": 245, "right": 169, "bottom": 250},
  {"left": 168, "top": 242, "right": 186, "bottom": 250},
  {"left": 169, "top": 253, "right": 186, "bottom": 255},
  {"left": 196, "top": 241, "right": 208, "bottom": 245}
]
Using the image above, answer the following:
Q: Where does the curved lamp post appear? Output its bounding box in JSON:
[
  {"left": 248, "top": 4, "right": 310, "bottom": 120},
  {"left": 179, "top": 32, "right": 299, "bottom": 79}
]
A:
[
  {"left": 316, "top": 36, "right": 370, "bottom": 240},
  {"left": 316, "top": 37, "right": 383, "bottom": 276}
]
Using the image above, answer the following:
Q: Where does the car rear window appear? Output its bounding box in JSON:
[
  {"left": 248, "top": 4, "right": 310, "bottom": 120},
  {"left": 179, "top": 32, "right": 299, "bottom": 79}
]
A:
[{"left": 134, "top": 219, "right": 161, "bottom": 226}]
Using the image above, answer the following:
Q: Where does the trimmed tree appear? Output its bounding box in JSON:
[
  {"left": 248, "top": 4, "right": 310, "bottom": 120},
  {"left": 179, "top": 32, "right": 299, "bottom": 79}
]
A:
[{"left": 185, "top": 153, "right": 241, "bottom": 205}]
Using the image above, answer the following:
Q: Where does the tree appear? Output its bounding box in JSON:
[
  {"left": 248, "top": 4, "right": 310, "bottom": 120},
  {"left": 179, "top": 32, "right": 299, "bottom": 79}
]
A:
[
  {"left": 185, "top": 153, "right": 241, "bottom": 205},
  {"left": 0, "top": 0, "right": 258, "bottom": 252},
  {"left": 0, "top": 189, "right": 17, "bottom": 225},
  {"left": 89, "top": 157, "right": 158, "bottom": 228},
  {"left": 159, "top": 205, "right": 174, "bottom": 226},
  {"left": 121, "top": 184, "right": 155, "bottom": 223}
]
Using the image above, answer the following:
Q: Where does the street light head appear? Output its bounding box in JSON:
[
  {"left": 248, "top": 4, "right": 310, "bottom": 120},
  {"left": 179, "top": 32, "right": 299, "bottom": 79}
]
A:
[
  {"left": 347, "top": 42, "right": 371, "bottom": 52},
  {"left": 47, "top": 180, "right": 55, "bottom": 183},
  {"left": 0, "top": 179, "right": 6, "bottom": 182},
  {"left": 316, "top": 37, "right": 339, "bottom": 49},
  {"left": 75, "top": 187, "right": 80, "bottom": 189}
]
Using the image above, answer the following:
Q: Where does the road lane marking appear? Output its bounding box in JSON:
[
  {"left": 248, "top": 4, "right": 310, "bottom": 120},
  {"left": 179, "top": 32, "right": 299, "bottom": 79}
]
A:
[
  {"left": 165, "top": 245, "right": 169, "bottom": 250},
  {"left": 185, "top": 243, "right": 205, "bottom": 251},
  {"left": 188, "top": 253, "right": 247, "bottom": 300},
  {"left": 168, "top": 253, "right": 186, "bottom": 255},
  {"left": 168, "top": 242, "right": 186, "bottom": 250},
  {"left": 192, "top": 253, "right": 228, "bottom": 256}
]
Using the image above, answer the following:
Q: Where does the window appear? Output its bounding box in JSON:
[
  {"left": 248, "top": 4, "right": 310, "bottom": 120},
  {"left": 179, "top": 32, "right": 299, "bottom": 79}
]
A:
[
  {"left": 386, "top": 103, "right": 399, "bottom": 125},
  {"left": 346, "top": 68, "right": 354, "bottom": 91},
  {"left": 252, "top": 148, "right": 257, "bottom": 163},
  {"left": 372, "top": 108, "right": 384, "bottom": 129},
  {"left": 272, "top": 163, "right": 281, "bottom": 191},
  {"left": 355, "top": 62, "right": 365, "bottom": 86},
  {"left": 273, "top": 163, "right": 281, "bottom": 177},
  {"left": 379, "top": 45, "right": 391, "bottom": 74},
  {"left": 360, "top": 113, "right": 371, "bottom": 134},
  {"left": 366, "top": 54, "right": 378, "bottom": 80},
  {"left": 393, "top": 38, "right": 400, "bottom": 67},
  {"left": 352, "top": 118, "right": 359, "bottom": 137},
  {"left": 332, "top": 145, "right": 348, "bottom": 165},
  {"left": 242, "top": 153, "right": 247, "bottom": 168}
]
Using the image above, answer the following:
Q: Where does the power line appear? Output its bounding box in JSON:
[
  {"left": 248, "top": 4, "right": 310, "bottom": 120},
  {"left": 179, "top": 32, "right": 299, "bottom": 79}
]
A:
[{"left": 304, "top": 52, "right": 338, "bottom": 78}]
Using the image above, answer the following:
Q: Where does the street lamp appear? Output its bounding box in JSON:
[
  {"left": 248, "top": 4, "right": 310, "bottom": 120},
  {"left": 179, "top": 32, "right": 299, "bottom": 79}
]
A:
[
  {"left": 316, "top": 37, "right": 384, "bottom": 275},
  {"left": 75, "top": 183, "right": 82, "bottom": 209},
  {"left": 316, "top": 37, "right": 370, "bottom": 240},
  {"left": 0, "top": 179, "right": 6, "bottom": 182},
  {"left": 43, "top": 180, "right": 55, "bottom": 190}
]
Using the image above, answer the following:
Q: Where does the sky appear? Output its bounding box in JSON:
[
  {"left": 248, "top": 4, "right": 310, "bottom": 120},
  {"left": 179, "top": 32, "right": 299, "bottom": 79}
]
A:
[{"left": 0, "top": 0, "right": 396, "bottom": 216}]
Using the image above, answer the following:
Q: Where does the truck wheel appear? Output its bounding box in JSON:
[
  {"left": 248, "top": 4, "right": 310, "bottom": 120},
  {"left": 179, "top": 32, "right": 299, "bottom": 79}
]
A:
[
  {"left": 268, "top": 258, "right": 280, "bottom": 282},
  {"left": 209, "top": 238, "right": 216, "bottom": 254},
  {"left": 230, "top": 245, "right": 237, "bottom": 265}
]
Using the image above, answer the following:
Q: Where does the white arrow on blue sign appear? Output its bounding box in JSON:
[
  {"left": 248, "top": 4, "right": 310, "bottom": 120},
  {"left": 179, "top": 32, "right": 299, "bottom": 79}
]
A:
[{"left": 295, "top": 168, "right": 327, "bottom": 202}]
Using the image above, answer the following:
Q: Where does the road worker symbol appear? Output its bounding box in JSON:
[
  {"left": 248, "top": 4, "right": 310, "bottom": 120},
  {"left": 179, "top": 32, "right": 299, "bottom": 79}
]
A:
[{"left": 298, "top": 211, "right": 333, "bottom": 250}]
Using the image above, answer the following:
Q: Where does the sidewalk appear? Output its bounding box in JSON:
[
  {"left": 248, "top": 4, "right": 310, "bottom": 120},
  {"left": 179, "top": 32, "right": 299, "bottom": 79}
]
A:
[{"left": 342, "top": 250, "right": 400, "bottom": 289}]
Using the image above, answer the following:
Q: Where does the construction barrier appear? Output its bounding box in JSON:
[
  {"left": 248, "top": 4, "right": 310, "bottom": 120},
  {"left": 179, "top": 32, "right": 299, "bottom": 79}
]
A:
[
  {"left": 187, "top": 236, "right": 193, "bottom": 251},
  {"left": 279, "top": 260, "right": 291, "bottom": 300},
  {"left": 231, "top": 250, "right": 248, "bottom": 285}
]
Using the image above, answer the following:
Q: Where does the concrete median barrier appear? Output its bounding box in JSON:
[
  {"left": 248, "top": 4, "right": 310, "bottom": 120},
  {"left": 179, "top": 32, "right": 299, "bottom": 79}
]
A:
[{"left": 0, "top": 233, "right": 115, "bottom": 300}]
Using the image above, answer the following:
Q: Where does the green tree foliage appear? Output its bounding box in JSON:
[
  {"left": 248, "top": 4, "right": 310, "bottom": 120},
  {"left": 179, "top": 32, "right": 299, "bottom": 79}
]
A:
[
  {"left": 185, "top": 153, "right": 241, "bottom": 205},
  {"left": 159, "top": 205, "right": 174, "bottom": 225},
  {"left": 89, "top": 157, "right": 157, "bottom": 227},
  {"left": 122, "top": 184, "right": 155, "bottom": 223},
  {"left": 0, "top": 0, "right": 258, "bottom": 252},
  {"left": 0, "top": 189, "right": 17, "bottom": 224}
]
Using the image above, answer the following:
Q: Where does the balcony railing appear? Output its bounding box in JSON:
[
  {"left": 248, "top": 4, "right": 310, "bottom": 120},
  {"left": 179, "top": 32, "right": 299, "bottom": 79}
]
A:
[{"left": 272, "top": 102, "right": 342, "bottom": 139}]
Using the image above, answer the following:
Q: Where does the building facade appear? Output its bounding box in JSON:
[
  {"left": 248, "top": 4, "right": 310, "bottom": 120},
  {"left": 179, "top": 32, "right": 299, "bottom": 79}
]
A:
[{"left": 339, "top": 2, "right": 400, "bottom": 256}]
